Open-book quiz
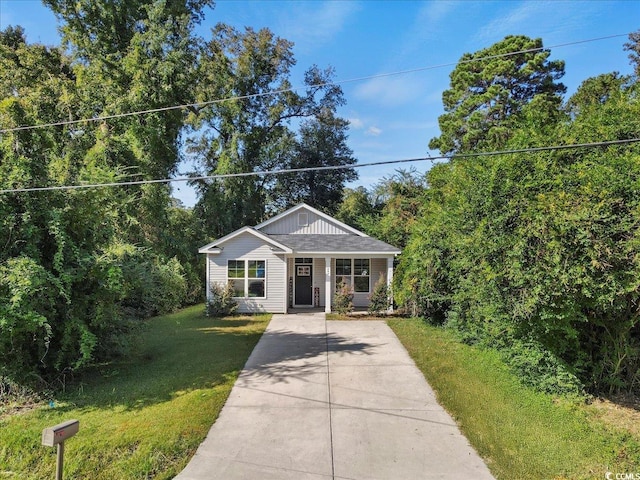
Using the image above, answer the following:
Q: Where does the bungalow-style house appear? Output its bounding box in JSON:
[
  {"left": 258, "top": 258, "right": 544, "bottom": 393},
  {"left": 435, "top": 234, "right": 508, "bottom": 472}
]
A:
[{"left": 198, "top": 203, "right": 401, "bottom": 313}]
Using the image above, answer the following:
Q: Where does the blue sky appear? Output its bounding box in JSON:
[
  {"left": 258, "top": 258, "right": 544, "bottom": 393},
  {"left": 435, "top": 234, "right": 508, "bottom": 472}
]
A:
[{"left": 1, "top": 0, "right": 639, "bottom": 206}]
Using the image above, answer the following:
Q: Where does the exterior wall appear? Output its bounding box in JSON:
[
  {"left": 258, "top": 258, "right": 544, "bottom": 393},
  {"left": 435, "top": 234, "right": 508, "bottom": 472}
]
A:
[
  {"left": 207, "top": 232, "right": 286, "bottom": 313},
  {"left": 260, "top": 208, "right": 354, "bottom": 235}
]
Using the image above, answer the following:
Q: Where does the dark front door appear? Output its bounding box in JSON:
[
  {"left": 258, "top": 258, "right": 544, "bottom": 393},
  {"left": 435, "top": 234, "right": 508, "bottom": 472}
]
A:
[{"left": 295, "top": 264, "right": 313, "bottom": 306}]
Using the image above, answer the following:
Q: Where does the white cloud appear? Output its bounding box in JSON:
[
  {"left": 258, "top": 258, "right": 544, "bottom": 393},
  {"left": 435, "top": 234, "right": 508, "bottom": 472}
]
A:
[
  {"left": 349, "top": 118, "right": 364, "bottom": 129},
  {"left": 473, "top": 1, "right": 598, "bottom": 45},
  {"left": 354, "top": 74, "right": 428, "bottom": 107},
  {"left": 416, "top": 1, "right": 458, "bottom": 27},
  {"left": 277, "top": 1, "right": 361, "bottom": 53},
  {"left": 366, "top": 126, "right": 382, "bottom": 136}
]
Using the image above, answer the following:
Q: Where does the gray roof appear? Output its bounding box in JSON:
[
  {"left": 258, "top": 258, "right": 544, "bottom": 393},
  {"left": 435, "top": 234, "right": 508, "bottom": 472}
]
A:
[{"left": 268, "top": 234, "right": 400, "bottom": 254}]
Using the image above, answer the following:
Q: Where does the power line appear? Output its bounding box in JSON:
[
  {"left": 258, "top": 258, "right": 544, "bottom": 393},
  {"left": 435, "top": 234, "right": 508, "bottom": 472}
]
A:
[
  {"left": 0, "top": 32, "right": 631, "bottom": 134},
  {"left": 1, "top": 137, "right": 638, "bottom": 194}
]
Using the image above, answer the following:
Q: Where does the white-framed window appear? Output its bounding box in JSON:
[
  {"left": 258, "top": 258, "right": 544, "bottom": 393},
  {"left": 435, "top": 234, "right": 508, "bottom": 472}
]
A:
[
  {"left": 335, "top": 259, "right": 370, "bottom": 293},
  {"left": 336, "top": 258, "right": 352, "bottom": 288},
  {"left": 298, "top": 212, "right": 309, "bottom": 226},
  {"left": 354, "top": 259, "right": 370, "bottom": 293},
  {"left": 228, "top": 260, "right": 266, "bottom": 298}
]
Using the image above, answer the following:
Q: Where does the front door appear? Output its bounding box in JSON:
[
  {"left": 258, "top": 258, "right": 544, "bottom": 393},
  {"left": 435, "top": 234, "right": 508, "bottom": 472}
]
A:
[{"left": 295, "top": 263, "right": 313, "bottom": 306}]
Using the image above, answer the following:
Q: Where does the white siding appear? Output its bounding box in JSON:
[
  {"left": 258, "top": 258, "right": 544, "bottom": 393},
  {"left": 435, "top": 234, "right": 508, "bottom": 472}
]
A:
[
  {"left": 260, "top": 208, "right": 354, "bottom": 235},
  {"left": 207, "top": 232, "right": 286, "bottom": 313},
  {"left": 313, "top": 258, "right": 325, "bottom": 307}
]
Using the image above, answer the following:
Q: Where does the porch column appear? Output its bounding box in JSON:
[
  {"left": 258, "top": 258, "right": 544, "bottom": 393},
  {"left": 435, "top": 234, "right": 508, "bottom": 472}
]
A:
[
  {"left": 325, "top": 256, "right": 332, "bottom": 313},
  {"left": 387, "top": 256, "right": 394, "bottom": 313}
]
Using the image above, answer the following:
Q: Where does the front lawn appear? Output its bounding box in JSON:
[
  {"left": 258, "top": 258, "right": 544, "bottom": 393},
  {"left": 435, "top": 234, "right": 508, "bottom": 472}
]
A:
[
  {"left": 0, "top": 305, "right": 270, "bottom": 479},
  {"left": 388, "top": 318, "right": 640, "bottom": 480}
]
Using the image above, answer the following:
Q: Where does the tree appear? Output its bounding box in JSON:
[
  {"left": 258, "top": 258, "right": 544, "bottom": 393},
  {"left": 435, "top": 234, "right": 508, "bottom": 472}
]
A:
[
  {"left": 624, "top": 29, "right": 640, "bottom": 76},
  {"left": 189, "top": 24, "right": 347, "bottom": 236},
  {"left": 335, "top": 186, "right": 376, "bottom": 231},
  {"left": 359, "top": 169, "right": 427, "bottom": 249},
  {"left": 429, "top": 35, "right": 566, "bottom": 155},
  {"left": 44, "top": 0, "right": 211, "bottom": 246},
  {"left": 269, "top": 114, "right": 357, "bottom": 215},
  {"left": 398, "top": 47, "right": 640, "bottom": 394}
]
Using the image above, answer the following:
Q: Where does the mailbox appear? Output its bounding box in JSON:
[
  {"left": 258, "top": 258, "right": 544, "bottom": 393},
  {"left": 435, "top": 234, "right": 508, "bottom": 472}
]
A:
[{"left": 42, "top": 419, "right": 79, "bottom": 447}]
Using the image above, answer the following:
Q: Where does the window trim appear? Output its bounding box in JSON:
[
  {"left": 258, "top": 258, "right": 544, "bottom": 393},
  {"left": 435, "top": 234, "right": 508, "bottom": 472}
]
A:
[{"left": 227, "top": 259, "right": 267, "bottom": 299}]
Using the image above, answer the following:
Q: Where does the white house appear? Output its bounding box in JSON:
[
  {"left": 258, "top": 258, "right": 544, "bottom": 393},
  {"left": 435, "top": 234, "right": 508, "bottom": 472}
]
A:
[{"left": 198, "top": 203, "right": 401, "bottom": 313}]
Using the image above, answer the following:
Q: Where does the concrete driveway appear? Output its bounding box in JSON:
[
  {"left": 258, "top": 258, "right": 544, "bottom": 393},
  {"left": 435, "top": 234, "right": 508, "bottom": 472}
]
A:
[{"left": 175, "top": 313, "right": 495, "bottom": 480}]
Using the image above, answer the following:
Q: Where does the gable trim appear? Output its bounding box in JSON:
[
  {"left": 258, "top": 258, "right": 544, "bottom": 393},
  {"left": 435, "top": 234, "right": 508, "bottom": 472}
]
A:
[
  {"left": 254, "top": 203, "right": 368, "bottom": 237},
  {"left": 198, "top": 227, "right": 293, "bottom": 254}
]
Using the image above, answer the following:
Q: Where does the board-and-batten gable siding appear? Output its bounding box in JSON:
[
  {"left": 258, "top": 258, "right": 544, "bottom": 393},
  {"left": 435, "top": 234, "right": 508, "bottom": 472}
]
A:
[
  {"left": 208, "top": 231, "right": 286, "bottom": 313},
  {"left": 259, "top": 209, "right": 355, "bottom": 235}
]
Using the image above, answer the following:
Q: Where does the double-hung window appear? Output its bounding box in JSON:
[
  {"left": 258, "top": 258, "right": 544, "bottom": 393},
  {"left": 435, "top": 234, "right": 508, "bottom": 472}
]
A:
[
  {"left": 335, "top": 259, "right": 370, "bottom": 293},
  {"left": 353, "top": 259, "right": 370, "bottom": 293},
  {"left": 228, "top": 260, "right": 266, "bottom": 298}
]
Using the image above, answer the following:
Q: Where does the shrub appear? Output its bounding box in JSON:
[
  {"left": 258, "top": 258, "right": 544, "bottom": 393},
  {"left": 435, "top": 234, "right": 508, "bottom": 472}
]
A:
[
  {"left": 368, "top": 275, "right": 389, "bottom": 314},
  {"left": 206, "top": 282, "right": 238, "bottom": 317},
  {"left": 333, "top": 280, "right": 354, "bottom": 314}
]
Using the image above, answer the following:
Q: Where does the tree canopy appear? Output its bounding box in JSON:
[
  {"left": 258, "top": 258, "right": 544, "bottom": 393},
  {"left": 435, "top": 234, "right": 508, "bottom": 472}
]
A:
[
  {"left": 0, "top": 1, "right": 357, "bottom": 386},
  {"left": 396, "top": 32, "right": 640, "bottom": 395},
  {"left": 429, "top": 35, "right": 566, "bottom": 155}
]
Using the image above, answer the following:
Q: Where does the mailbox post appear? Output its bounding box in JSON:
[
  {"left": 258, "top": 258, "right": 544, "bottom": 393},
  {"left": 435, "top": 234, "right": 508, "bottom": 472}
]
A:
[{"left": 41, "top": 419, "right": 79, "bottom": 480}]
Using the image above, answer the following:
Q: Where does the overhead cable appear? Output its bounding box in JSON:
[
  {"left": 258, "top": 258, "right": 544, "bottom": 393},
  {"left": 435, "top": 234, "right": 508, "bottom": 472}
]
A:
[
  {"left": 1, "top": 137, "right": 638, "bottom": 194},
  {"left": 0, "top": 32, "right": 631, "bottom": 134}
]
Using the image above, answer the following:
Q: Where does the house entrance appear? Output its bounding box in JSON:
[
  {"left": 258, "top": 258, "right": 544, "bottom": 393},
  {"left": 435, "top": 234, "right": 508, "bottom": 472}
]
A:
[{"left": 294, "top": 258, "right": 313, "bottom": 306}]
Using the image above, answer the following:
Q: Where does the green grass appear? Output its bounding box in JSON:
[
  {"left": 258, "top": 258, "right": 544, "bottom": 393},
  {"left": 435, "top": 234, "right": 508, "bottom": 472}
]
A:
[
  {"left": 0, "top": 305, "right": 270, "bottom": 479},
  {"left": 388, "top": 318, "right": 640, "bottom": 480}
]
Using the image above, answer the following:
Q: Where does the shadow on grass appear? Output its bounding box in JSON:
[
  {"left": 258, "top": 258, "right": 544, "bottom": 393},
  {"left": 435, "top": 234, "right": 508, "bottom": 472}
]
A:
[{"left": 57, "top": 310, "right": 270, "bottom": 412}]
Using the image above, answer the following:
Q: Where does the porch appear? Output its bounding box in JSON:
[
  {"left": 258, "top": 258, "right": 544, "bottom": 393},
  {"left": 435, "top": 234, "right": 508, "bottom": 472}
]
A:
[{"left": 285, "top": 256, "right": 394, "bottom": 313}]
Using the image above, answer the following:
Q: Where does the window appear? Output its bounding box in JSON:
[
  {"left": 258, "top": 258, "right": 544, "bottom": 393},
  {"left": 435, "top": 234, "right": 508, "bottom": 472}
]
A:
[
  {"left": 298, "top": 213, "right": 308, "bottom": 226},
  {"left": 335, "top": 259, "right": 370, "bottom": 293},
  {"left": 336, "top": 259, "right": 352, "bottom": 288},
  {"left": 228, "top": 260, "right": 266, "bottom": 298},
  {"left": 354, "top": 259, "right": 370, "bottom": 293},
  {"left": 228, "top": 260, "right": 245, "bottom": 297}
]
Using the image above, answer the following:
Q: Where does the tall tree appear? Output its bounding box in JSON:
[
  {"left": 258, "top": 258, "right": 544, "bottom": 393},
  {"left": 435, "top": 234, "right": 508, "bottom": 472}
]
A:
[
  {"left": 624, "top": 29, "right": 640, "bottom": 76},
  {"left": 189, "top": 24, "right": 347, "bottom": 236},
  {"left": 269, "top": 114, "right": 357, "bottom": 215},
  {"left": 429, "top": 35, "right": 566, "bottom": 155},
  {"left": 44, "top": 0, "right": 212, "bottom": 246}
]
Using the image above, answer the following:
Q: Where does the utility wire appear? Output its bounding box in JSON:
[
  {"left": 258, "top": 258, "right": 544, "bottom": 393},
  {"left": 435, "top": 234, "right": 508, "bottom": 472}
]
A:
[
  {"left": 1, "top": 137, "right": 638, "bottom": 194},
  {"left": 0, "top": 32, "right": 631, "bottom": 134}
]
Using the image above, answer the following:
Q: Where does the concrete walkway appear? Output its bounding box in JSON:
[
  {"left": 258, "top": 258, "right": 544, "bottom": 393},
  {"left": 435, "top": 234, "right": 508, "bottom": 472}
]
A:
[{"left": 175, "top": 313, "right": 495, "bottom": 480}]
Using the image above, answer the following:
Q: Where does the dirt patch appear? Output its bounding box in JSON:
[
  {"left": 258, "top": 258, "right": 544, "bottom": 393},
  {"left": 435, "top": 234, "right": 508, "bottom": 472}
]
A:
[{"left": 588, "top": 395, "right": 640, "bottom": 436}]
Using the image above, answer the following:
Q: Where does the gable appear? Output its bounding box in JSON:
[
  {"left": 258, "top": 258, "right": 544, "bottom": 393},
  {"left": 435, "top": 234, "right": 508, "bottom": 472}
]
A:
[
  {"left": 198, "top": 227, "right": 291, "bottom": 254},
  {"left": 256, "top": 204, "right": 365, "bottom": 236}
]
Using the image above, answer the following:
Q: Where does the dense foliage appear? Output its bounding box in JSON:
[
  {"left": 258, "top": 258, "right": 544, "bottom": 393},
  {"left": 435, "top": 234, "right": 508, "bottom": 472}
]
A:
[
  {"left": 0, "top": 1, "right": 356, "bottom": 387},
  {"left": 395, "top": 35, "right": 640, "bottom": 395}
]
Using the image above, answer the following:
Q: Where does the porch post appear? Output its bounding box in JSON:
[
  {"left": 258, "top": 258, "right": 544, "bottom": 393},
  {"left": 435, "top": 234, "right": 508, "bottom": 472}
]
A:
[
  {"left": 387, "top": 256, "right": 394, "bottom": 313},
  {"left": 325, "top": 256, "right": 332, "bottom": 313}
]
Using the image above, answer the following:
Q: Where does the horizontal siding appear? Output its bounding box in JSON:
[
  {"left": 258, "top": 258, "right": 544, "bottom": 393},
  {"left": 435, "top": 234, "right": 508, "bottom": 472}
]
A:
[
  {"left": 208, "top": 232, "right": 286, "bottom": 313},
  {"left": 313, "top": 258, "right": 326, "bottom": 307},
  {"left": 261, "top": 209, "right": 354, "bottom": 235}
]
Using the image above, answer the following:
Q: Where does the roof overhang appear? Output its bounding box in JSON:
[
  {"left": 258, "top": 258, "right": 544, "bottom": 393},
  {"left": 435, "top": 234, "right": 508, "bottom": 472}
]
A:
[{"left": 291, "top": 251, "right": 401, "bottom": 257}]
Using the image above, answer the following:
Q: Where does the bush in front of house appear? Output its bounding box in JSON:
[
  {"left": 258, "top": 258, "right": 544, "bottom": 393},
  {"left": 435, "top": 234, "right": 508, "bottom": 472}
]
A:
[
  {"left": 333, "top": 280, "right": 354, "bottom": 314},
  {"left": 206, "top": 282, "right": 238, "bottom": 317},
  {"left": 368, "top": 275, "right": 389, "bottom": 314}
]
